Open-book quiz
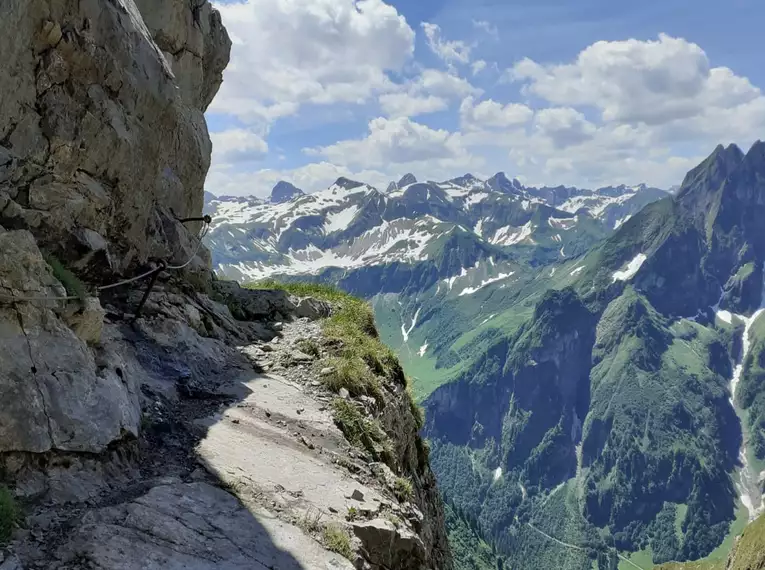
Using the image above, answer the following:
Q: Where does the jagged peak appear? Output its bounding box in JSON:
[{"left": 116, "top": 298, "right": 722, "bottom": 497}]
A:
[
  {"left": 333, "top": 177, "right": 365, "bottom": 190},
  {"left": 487, "top": 172, "right": 524, "bottom": 194},
  {"left": 677, "top": 143, "right": 746, "bottom": 200},
  {"left": 270, "top": 181, "right": 305, "bottom": 204},
  {"left": 398, "top": 173, "right": 417, "bottom": 187},
  {"left": 448, "top": 173, "right": 480, "bottom": 187},
  {"left": 743, "top": 140, "right": 765, "bottom": 164}
]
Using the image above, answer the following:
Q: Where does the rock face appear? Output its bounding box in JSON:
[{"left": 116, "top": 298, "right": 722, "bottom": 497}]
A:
[
  {"left": 0, "top": 0, "right": 229, "bottom": 453},
  {"left": 271, "top": 181, "right": 305, "bottom": 204},
  {"left": 0, "top": 0, "right": 230, "bottom": 274}
]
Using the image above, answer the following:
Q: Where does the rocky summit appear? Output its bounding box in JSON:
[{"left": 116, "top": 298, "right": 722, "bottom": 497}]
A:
[{"left": 0, "top": 1, "right": 452, "bottom": 569}]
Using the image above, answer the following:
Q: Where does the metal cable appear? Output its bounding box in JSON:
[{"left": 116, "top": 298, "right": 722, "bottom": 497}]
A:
[{"left": 0, "top": 222, "right": 210, "bottom": 304}]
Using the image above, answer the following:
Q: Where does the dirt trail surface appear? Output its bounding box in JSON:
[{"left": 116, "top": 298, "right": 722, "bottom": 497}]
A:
[{"left": 4, "top": 303, "right": 444, "bottom": 569}]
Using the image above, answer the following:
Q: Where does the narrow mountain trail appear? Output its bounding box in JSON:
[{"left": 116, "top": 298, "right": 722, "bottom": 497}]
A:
[{"left": 526, "top": 523, "right": 647, "bottom": 570}]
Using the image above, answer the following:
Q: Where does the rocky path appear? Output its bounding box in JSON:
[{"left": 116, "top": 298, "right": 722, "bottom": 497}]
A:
[{"left": 5, "top": 317, "right": 423, "bottom": 570}]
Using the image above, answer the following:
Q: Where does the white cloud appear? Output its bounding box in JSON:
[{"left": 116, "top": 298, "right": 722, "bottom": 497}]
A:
[
  {"left": 471, "top": 60, "right": 487, "bottom": 75},
  {"left": 206, "top": 161, "right": 390, "bottom": 198},
  {"left": 210, "top": 129, "right": 269, "bottom": 164},
  {"left": 412, "top": 69, "right": 481, "bottom": 99},
  {"left": 210, "top": 0, "right": 415, "bottom": 126},
  {"left": 205, "top": 27, "right": 765, "bottom": 199},
  {"left": 379, "top": 93, "right": 449, "bottom": 117},
  {"left": 510, "top": 34, "right": 765, "bottom": 138},
  {"left": 460, "top": 96, "right": 534, "bottom": 130},
  {"left": 421, "top": 22, "right": 472, "bottom": 65},
  {"left": 472, "top": 20, "right": 499, "bottom": 40},
  {"left": 307, "top": 116, "right": 473, "bottom": 170},
  {"left": 533, "top": 108, "right": 597, "bottom": 148}
]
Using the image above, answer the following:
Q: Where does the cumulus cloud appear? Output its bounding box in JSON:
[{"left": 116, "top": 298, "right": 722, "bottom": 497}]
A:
[
  {"left": 379, "top": 93, "right": 449, "bottom": 117},
  {"left": 210, "top": 129, "right": 269, "bottom": 164},
  {"left": 421, "top": 22, "right": 472, "bottom": 65},
  {"left": 510, "top": 34, "right": 765, "bottom": 137},
  {"left": 206, "top": 161, "right": 390, "bottom": 198},
  {"left": 210, "top": 0, "right": 415, "bottom": 126},
  {"left": 412, "top": 69, "right": 481, "bottom": 99},
  {"left": 205, "top": 27, "right": 765, "bottom": 197},
  {"left": 306, "top": 116, "right": 473, "bottom": 169},
  {"left": 460, "top": 96, "right": 534, "bottom": 130},
  {"left": 533, "top": 108, "right": 597, "bottom": 148}
]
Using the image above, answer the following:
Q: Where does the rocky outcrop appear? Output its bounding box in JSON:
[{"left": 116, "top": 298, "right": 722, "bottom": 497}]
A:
[
  {"left": 0, "top": 3, "right": 452, "bottom": 568},
  {"left": 270, "top": 181, "right": 305, "bottom": 204},
  {"left": 0, "top": 0, "right": 230, "bottom": 275}
]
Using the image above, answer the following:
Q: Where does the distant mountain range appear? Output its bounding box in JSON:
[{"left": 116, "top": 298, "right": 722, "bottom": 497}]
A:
[{"left": 204, "top": 172, "right": 667, "bottom": 287}]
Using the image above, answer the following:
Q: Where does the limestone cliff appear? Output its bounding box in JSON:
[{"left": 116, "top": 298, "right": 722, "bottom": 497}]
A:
[{"left": 0, "top": 2, "right": 452, "bottom": 568}]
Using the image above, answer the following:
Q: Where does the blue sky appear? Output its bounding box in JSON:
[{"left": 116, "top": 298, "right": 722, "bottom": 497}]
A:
[{"left": 206, "top": 0, "right": 765, "bottom": 197}]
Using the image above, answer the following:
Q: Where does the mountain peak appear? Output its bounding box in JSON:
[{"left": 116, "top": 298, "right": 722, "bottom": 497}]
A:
[
  {"left": 677, "top": 143, "right": 745, "bottom": 200},
  {"left": 744, "top": 140, "right": 765, "bottom": 163},
  {"left": 449, "top": 174, "right": 480, "bottom": 188},
  {"left": 398, "top": 173, "right": 417, "bottom": 187},
  {"left": 487, "top": 172, "right": 524, "bottom": 195},
  {"left": 270, "top": 181, "right": 305, "bottom": 204},
  {"left": 333, "top": 177, "right": 365, "bottom": 191}
]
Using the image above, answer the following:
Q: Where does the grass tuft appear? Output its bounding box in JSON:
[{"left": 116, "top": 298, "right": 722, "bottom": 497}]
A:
[
  {"left": 322, "top": 524, "right": 354, "bottom": 560},
  {"left": 296, "top": 338, "right": 321, "bottom": 358},
  {"left": 332, "top": 399, "right": 393, "bottom": 465},
  {"left": 393, "top": 476, "right": 414, "bottom": 503},
  {"left": 248, "top": 280, "right": 402, "bottom": 403}
]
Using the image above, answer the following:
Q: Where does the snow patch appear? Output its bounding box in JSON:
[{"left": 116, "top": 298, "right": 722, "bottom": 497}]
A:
[
  {"left": 324, "top": 205, "right": 359, "bottom": 234},
  {"left": 418, "top": 343, "right": 428, "bottom": 357},
  {"left": 443, "top": 275, "right": 459, "bottom": 291},
  {"left": 726, "top": 274, "right": 765, "bottom": 521},
  {"left": 717, "top": 310, "right": 734, "bottom": 325},
  {"left": 570, "top": 266, "right": 585, "bottom": 277},
  {"left": 459, "top": 273, "right": 514, "bottom": 296},
  {"left": 493, "top": 467, "right": 502, "bottom": 482},
  {"left": 549, "top": 217, "right": 576, "bottom": 230},
  {"left": 491, "top": 222, "right": 534, "bottom": 246},
  {"left": 614, "top": 215, "right": 632, "bottom": 230},
  {"left": 612, "top": 253, "right": 647, "bottom": 282},
  {"left": 401, "top": 307, "right": 421, "bottom": 343}
]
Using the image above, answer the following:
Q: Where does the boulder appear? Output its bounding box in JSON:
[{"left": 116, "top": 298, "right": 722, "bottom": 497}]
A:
[
  {"left": 351, "top": 518, "right": 427, "bottom": 569},
  {"left": 293, "top": 296, "right": 332, "bottom": 320},
  {"left": 211, "top": 280, "right": 296, "bottom": 321},
  {"left": 63, "top": 297, "right": 106, "bottom": 345}
]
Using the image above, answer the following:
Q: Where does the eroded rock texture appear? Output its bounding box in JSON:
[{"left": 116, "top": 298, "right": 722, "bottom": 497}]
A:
[{"left": 0, "top": 0, "right": 230, "bottom": 273}]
